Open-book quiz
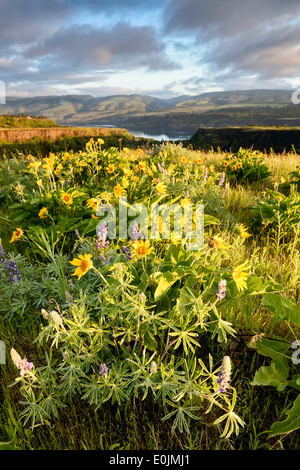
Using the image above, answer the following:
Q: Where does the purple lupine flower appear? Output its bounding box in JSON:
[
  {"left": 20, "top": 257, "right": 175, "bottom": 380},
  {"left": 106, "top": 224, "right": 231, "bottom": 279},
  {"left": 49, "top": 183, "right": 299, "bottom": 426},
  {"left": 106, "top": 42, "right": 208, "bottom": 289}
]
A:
[
  {"left": 0, "top": 244, "right": 21, "bottom": 283},
  {"left": 131, "top": 222, "right": 143, "bottom": 240},
  {"left": 0, "top": 244, "right": 5, "bottom": 264},
  {"left": 203, "top": 167, "right": 208, "bottom": 185},
  {"left": 217, "top": 356, "right": 231, "bottom": 393},
  {"left": 222, "top": 183, "right": 228, "bottom": 195},
  {"left": 96, "top": 222, "right": 110, "bottom": 250},
  {"left": 6, "top": 259, "right": 21, "bottom": 283},
  {"left": 218, "top": 172, "right": 225, "bottom": 186},
  {"left": 99, "top": 363, "right": 109, "bottom": 375},
  {"left": 216, "top": 279, "right": 226, "bottom": 301},
  {"left": 122, "top": 245, "right": 132, "bottom": 260},
  {"left": 10, "top": 348, "right": 34, "bottom": 376}
]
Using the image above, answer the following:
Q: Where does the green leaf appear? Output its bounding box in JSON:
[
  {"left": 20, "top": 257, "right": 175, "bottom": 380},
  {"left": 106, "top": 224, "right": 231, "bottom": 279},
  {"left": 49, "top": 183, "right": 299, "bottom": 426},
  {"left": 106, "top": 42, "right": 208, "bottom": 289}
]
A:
[
  {"left": 251, "top": 359, "right": 289, "bottom": 391},
  {"left": 154, "top": 267, "right": 194, "bottom": 301},
  {"left": 203, "top": 214, "right": 220, "bottom": 226},
  {"left": 261, "top": 293, "right": 300, "bottom": 325},
  {"left": 269, "top": 395, "right": 300, "bottom": 436}
]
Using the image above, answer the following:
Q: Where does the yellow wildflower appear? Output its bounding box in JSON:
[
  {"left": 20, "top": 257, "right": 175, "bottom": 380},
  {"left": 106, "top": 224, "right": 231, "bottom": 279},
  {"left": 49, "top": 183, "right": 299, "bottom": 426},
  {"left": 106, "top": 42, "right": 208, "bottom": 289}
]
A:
[
  {"left": 114, "top": 184, "right": 126, "bottom": 198},
  {"left": 38, "top": 207, "right": 49, "bottom": 219},
  {"left": 124, "top": 168, "right": 133, "bottom": 177},
  {"left": 180, "top": 197, "right": 192, "bottom": 208},
  {"left": 70, "top": 254, "right": 93, "bottom": 280},
  {"left": 232, "top": 262, "right": 249, "bottom": 291},
  {"left": 208, "top": 235, "right": 227, "bottom": 250},
  {"left": 238, "top": 224, "right": 251, "bottom": 238},
  {"left": 28, "top": 161, "right": 41, "bottom": 169},
  {"left": 62, "top": 192, "right": 73, "bottom": 206},
  {"left": 86, "top": 198, "right": 100, "bottom": 212},
  {"left": 156, "top": 182, "right": 167, "bottom": 195},
  {"left": 122, "top": 176, "right": 130, "bottom": 188},
  {"left": 138, "top": 161, "right": 147, "bottom": 171},
  {"left": 100, "top": 191, "right": 112, "bottom": 204},
  {"left": 10, "top": 227, "right": 24, "bottom": 243},
  {"left": 106, "top": 164, "right": 116, "bottom": 174},
  {"left": 132, "top": 239, "right": 153, "bottom": 258}
]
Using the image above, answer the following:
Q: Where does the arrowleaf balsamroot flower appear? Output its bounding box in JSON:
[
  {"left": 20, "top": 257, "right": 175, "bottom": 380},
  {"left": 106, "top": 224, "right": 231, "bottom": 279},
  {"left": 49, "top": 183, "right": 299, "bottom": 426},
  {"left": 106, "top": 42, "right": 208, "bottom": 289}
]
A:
[
  {"left": 86, "top": 198, "right": 100, "bottom": 212},
  {"left": 208, "top": 235, "right": 227, "bottom": 250},
  {"left": 62, "top": 192, "right": 73, "bottom": 206},
  {"left": 114, "top": 184, "right": 126, "bottom": 198},
  {"left": 155, "top": 182, "right": 167, "bottom": 195},
  {"left": 217, "top": 356, "right": 231, "bottom": 393},
  {"left": 9, "top": 227, "right": 24, "bottom": 243},
  {"left": 70, "top": 253, "right": 93, "bottom": 280},
  {"left": 132, "top": 239, "right": 153, "bottom": 258},
  {"left": 232, "top": 262, "right": 249, "bottom": 291},
  {"left": 38, "top": 207, "right": 49, "bottom": 219},
  {"left": 238, "top": 223, "right": 251, "bottom": 238}
]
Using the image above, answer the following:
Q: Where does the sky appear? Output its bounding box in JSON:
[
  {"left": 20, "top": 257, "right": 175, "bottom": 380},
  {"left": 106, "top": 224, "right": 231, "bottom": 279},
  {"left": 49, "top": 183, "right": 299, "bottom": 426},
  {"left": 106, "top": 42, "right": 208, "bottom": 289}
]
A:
[{"left": 1, "top": 0, "right": 300, "bottom": 99}]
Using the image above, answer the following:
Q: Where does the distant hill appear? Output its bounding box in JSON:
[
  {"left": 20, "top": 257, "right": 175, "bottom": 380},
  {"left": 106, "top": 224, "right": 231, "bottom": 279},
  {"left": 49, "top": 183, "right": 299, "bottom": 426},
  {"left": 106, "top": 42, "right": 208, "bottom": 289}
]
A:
[
  {"left": 0, "top": 114, "right": 60, "bottom": 129},
  {"left": 1, "top": 89, "right": 300, "bottom": 135}
]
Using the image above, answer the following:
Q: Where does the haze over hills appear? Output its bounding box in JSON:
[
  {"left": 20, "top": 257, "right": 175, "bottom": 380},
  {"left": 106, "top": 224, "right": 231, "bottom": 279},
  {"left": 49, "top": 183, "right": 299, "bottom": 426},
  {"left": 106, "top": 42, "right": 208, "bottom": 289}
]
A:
[{"left": 1, "top": 89, "right": 299, "bottom": 136}]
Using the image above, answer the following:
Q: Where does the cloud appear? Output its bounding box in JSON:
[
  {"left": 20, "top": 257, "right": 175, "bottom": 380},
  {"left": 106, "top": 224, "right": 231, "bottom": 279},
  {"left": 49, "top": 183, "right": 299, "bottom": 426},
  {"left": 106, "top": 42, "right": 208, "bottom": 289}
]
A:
[
  {"left": 165, "top": 0, "right": 300, "bottom": 85},
  {"left": 165, "top": 0, "right": 300, "bottom": 37},
  {"left": 24, "top": 23, "right": 176, "bottom": 72}
]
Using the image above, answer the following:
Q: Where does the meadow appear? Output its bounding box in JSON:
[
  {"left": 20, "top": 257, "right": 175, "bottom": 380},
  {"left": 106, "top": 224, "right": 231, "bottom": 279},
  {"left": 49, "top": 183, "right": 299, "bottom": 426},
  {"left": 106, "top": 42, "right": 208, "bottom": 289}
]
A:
[{"left": 0, "top": 138, "right": 300, "bottom": 450}]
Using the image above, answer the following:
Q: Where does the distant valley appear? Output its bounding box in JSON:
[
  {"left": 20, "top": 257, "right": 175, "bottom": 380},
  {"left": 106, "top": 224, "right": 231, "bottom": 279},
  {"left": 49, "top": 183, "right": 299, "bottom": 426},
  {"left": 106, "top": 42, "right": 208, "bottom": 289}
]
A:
[{"left": 1, "top": 89, "right": 300, "bottom": 137}]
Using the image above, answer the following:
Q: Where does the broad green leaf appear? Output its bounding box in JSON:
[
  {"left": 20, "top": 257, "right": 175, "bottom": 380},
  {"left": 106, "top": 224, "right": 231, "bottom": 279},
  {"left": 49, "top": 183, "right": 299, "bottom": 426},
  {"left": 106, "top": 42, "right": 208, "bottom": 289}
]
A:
[
  {"left": 261, "top": 293, "right": 300, "bottom": 325},
  {"left": 269, "top": 395, "right": 300, "bottom": 436},
  {"left": 251, "top": 359, "right": 289, "bottom": 391},
  {"left": 154, "top": 267, "right": 194, "bottom": 301}
]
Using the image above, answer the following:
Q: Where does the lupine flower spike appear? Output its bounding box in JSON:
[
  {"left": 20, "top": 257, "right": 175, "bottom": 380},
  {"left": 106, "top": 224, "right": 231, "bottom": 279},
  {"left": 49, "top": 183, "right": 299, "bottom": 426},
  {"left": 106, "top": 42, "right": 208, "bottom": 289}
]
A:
[
  {"left": 10, "top": 348, "right": 34, "bottom": 376},
  {"left": 216, "top": 356, "right": 231, "bottom": 393},
  {"left": 99, "top": 363, "right": 109, "bottom": 376},
  {"left": 216, "top": 279, "right": 226, "bottom": 301}
]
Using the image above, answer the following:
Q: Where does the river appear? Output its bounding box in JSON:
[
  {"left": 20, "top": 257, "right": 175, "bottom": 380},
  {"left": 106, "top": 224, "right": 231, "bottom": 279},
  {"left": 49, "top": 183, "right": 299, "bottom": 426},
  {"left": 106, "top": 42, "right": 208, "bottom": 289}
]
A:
[{"left": 129, "top": 130, "right": 191, "bottom": 141}]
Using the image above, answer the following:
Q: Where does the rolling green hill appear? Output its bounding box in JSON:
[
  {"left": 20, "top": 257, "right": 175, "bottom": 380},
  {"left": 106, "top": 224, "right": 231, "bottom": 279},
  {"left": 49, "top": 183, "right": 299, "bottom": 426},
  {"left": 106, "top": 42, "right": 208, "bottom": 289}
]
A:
[{"left": 0, "top": 89, "right": 299, "bottom": 136}]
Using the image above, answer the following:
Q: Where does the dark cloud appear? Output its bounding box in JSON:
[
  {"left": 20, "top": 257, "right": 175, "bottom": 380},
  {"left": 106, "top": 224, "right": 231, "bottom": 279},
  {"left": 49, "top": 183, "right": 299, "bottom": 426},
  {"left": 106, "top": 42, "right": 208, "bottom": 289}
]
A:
[
  {"left": 164, "top": 0, "right": 300, "bottom": 84},
  {"left": 23, "top": 22, "right": 176, "bottom": 72},
  {"left": 165, "top": 0, "right": 300, "bottom": 37},
  {"left": 204, "top": 23, "right": 300, "bottom": 80}
]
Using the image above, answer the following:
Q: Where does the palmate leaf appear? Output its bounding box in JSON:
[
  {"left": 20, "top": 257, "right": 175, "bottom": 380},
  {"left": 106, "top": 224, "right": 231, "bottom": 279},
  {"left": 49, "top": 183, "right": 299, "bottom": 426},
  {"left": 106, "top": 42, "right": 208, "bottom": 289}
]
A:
[
  {"left": 269, "top": 395, "right": 300, "bottom": 436},
  {"left": 162, "top": 399, "right": 201, "bottom": 434}
]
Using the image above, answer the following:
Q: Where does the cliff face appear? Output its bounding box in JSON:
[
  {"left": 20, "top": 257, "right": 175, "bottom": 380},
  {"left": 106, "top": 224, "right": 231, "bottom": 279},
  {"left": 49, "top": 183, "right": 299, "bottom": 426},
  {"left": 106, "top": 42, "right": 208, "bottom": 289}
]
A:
[{"left": 0, "top": 126, "right": 131, "bottom": 143}]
